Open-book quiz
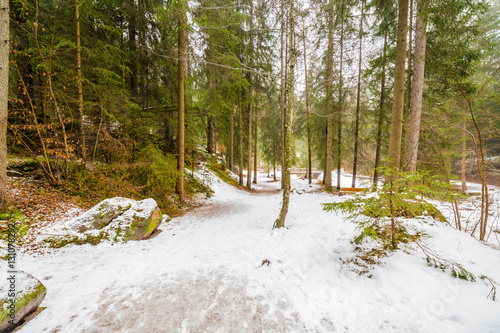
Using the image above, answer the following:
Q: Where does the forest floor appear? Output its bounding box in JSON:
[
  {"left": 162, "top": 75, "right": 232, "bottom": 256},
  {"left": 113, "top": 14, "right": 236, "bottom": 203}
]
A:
[{"left": 7, "top": 168, "right": 500, "bottom": 332}]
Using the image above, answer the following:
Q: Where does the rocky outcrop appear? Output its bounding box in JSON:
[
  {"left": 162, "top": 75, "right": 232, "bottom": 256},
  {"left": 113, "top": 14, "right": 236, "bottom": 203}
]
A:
[{"left": 0, "top": 267, "right": 47, "bottom": 332}]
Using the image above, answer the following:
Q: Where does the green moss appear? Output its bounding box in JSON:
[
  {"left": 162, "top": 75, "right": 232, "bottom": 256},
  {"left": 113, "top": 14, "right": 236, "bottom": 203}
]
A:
[
  {"left": 207, "top": 162, "right": 238, "bottom": 186},
  {"left": 8, "top": 159, "right": 39, "bottom": 173},
  {"left": 144, "top": 212, "right": 162, "bottom": 236},
  {"left": 44, "top": 236, "right": 84, "bottom": 248},
  {"left": 45, "top": 231, "right": 108, "bottom": 248},
  {"left": 0, "top": 209, "right": 30, "bottom": 244},
  {"left": 113, "top": 227, "right": 122, "bottom": 243},
  {"left": 0, "top": 281, "right": 46, "bottom": 323}
]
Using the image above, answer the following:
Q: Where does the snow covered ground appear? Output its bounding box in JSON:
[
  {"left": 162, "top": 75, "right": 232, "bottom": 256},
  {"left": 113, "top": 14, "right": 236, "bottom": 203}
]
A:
[{"left": 14, "top": 170, "right": 500, "bottom": 332}]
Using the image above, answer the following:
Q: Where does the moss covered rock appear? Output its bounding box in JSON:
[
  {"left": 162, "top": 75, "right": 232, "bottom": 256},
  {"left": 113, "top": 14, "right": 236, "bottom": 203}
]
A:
[
  {"left": 69, "top": 197, "right": 134, "bottom": 232},
  {"left": 105, "top": 198, "right": 163, "bottom": 242},
  {"left": 47, "top": 197, "right": 166, "bottom": 247},
  {"left": 0, "top": 265, "right": 47, "bottom": 332}
]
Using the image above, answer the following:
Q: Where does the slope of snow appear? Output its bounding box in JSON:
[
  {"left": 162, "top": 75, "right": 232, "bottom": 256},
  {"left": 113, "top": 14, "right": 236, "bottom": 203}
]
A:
[{"left": 15, "top": 171, "right": 500, "bottom": 332}]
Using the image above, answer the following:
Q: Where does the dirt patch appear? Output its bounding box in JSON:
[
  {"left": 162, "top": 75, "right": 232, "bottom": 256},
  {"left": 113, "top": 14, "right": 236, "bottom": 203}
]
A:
[
  {"left": 466, "top": 175, "right": 500, "bottom": 188},
  {"left": 253, "top": 182, "right": 281, "bottom": 196},
  {"left": 8, "top": 177, "right": 92, "bottom": 223}
]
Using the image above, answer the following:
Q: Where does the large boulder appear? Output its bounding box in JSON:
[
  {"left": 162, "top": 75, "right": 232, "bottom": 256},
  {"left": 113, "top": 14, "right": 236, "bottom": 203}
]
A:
[
  {"left": 103, "top": 198, "right": 163, "bottom": 242},
  {"left": 69, "top": 197, "right": 134, "bottom": 233},
  {"left": 0, "top": 265, "right": 47, "bottom": 332},
  {"left": 47, "top": 197, "right": 166, "bottom": 247}
]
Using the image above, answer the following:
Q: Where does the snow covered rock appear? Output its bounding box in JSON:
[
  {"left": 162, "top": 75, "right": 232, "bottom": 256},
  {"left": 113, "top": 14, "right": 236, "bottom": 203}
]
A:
[
  {"left": 107, "top": 198, "right": 163, "bottom": 242},
  {"left": 48, "top": 197, "right": 165, "bottom": 247},
  {"left": 0, "top": 265, "right": 47, "bottom": 332},
  {"left": 69, "top": 197, "right": 134, "bottom": 233}
]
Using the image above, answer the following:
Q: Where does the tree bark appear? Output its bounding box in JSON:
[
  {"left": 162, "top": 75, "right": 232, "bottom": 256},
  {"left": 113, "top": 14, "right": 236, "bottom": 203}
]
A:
[
  {"left": 405, "top": 0, "right": 426, "bottom": 172},
  {"left": 229, "top": 101, "right": 234, "bottom": 171},
  {"left": 276, "top": 0, "right": 295, "bottom": 229},
  {"left": 177, "top": 6, "right": 187, "bottom": 205},
  {"left": 373, "top": 33, "right": 388, "bottom": 188},
  {"left": 336, "top": 6, "right": 344, "bottom": 190},
  {"left": 246, "top": 5, "right": 253, "bottom": 190},
  {"left": 75, "top": 0, "right": 85, "bottom": 163},
  {"left": 129, "top": 0, "right": 138, "bottom": 97},
  {"left": 207, "top": 113, "right": 214, "bottom": 154},
  {"left": 238, "top": 85, "right": 244, "bottom": 185},
  {"left": 464, "top": 98, "right": 489, "bottom": 240},
  {"left": 302, "top": 18, "right": 312, "bottom": 184},
  {"left": 0, "top": 0, "right": 8, "bottom": 213},
  {"left": 325, "top": 2, "right": 334, "bottom": 190},
  {"left": 352, "top": 0, "right": 364, "bottom": 188},
  {"left": 387, "top": 0, "right": 409, "bottom": 181},
  {"left": 280, "top": 2, "right": 285, "bottom": 188},
  {"left": 253, "top": 108, "right": 258, "bottom": 184},
  {"left": 403, "top": 0, "right": 413, "bottom": 124},
  {"left": 461, "top": 119, "right": 467, "bottom": 192},
  {"left": 273, "top": 139, "right": 277, "bottom": 181}
]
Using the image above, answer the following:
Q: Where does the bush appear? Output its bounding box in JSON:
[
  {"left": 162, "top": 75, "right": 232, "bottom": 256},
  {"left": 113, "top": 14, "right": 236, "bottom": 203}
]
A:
[{"left": 323, "top": 170, "right": 452, "bottom": 248}]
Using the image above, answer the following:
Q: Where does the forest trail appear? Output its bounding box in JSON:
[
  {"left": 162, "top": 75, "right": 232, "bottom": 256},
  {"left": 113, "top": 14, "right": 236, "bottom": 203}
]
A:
[{"left": 16, "top": 172, "right": 500, "bottom": 332}]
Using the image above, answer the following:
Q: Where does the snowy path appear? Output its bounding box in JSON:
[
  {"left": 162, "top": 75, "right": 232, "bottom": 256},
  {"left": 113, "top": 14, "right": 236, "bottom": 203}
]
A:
[{"left": 17, "top": 173, "right": 500, "bottom": 332}]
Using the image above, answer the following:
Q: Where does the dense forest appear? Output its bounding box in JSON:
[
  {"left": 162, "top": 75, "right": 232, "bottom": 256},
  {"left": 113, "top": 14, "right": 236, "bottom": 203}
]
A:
[
  {"left": 1, "top": 0, "right": 499, "bottom": 221},
  {"left": 2, "top": 0, "right": 500, "bottom": 331}
]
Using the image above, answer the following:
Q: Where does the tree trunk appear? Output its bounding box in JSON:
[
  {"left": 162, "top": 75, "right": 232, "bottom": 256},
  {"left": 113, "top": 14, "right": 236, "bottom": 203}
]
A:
[
  {"left": 336, "top": 7, "right": 344, "bottom": 190},
  {"left": 373, "top": 33, "right": 388, "bottom": 188},
  {"left": 238, "top": 85, "right": 244, "bottom": 185},
  {"left": 461, "top": 120, "right": 467, "bottom": 192},
  {"left": 387, "top": 0, "right": 409, "bottom": 181},
  {"left": 247, "top": 6, "right": 253, "bottom": 190},
  {"left": 325, "top": 2, "right": 334, "bottom": 190},
  {"left": 280, "top": 2, "right": 285, "bottom": 187},
  {"left": 302, "top": 18, "right": 312, "bottom": 184},
  {"left": 253, "top": 106, "right": 258, "bottom": 184},
  {"left": 207, "top": 113, "right": 214, "bottom": 154},
  {"left": 92, "top": 99, "right": 105, "bottom": 173},
  {"left": 352, "top": 1, "right": 364, "bottom": 188},
  {"left": 207, "top": 76, "right": 215, "bottom": 154},
  {"left": 0, "top": 0, "right": 8, "bottom": 213},
  {"left": 403, "top": 0, "right": 413, "bottom": 126},
  {"left": 465, "top": 99, "right": 489, "bottom": 241},
  {"left": 229, "top": 101, "right": 234, "bottom": 171},
  {"left": 177, "top": 6, "right": 187, "bottom": 205},
  {"left": 276, "top": 0, "right": 295, "bottom": 229},
  {"left": 75, "top": 0, "right": 86, "bottom": 163},
  {"left": 405, "top": 0, "right": 426, "bottom": 172},
  {"left": 273, "top": 139, "right": 277, "bottom": 181},
  {"left": 129, "top": 0, "right": 138, "bottom": 97}
]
